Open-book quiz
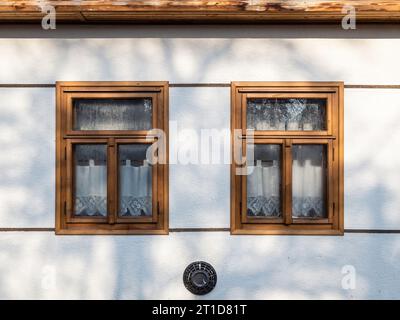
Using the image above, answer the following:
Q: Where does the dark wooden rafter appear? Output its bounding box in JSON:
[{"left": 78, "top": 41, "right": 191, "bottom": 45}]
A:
[{"left": 0, "top": 1, "right": 400, "bottom": 24}]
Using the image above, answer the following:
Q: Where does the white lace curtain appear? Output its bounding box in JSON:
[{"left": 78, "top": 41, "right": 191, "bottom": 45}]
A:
[
  {"left": 247, "top": 160, "right": 281, "bottom": 217},
  {"left": 119, "top": 160, "right": 152, "bottom": 217},
  {"left": 75, "top": 159, "right": 107, "bottom": 216},
  {"left": 292, "top": 145, "right": 326, "bottom": 218},
  {"left": 74, "top": 159, "right": 152, "bottom": 217},
  {"left": 246, "top": 144, "right": 326, "bottom": 218}
]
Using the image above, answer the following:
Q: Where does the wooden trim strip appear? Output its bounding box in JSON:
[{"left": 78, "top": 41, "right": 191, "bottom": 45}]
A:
[
  {"left": 344, "top": 85, "right": 400, "bottom": 89},
  {"left": 170, "top": 228, "right": 230, "bottom": 232},
  {"left": 0, "top": 84, "right": 55, "bottom": 88},
  {"left": 344, "top": 229, "right": 400, "bottom": 234},
  {"left": 0, "top": 227, "right": 400, "bottom": 234},
  {"left": 1, "top": 84, "right": 400, "bottom": 89},
  {"left": 170, "top": 83, "right": 231, "bottom": 88},
  {"left": 0, "top": 228, "right": 55, "bottom": 232}
]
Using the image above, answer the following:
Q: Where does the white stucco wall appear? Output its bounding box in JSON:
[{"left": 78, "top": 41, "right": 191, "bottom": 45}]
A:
[
  {"left": 1, "top": 232, "right": 399, "bottom": 299},
  {"left": 0, "top": 25, "right": 399, "bottom": 299}
]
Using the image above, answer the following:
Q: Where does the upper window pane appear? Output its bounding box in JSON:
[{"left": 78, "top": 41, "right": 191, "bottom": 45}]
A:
[
  {"left": 73, "top": 98, "right": 152, "bottom": 131},
  {"left": 247, "top": 98, "right": 326, "bottom": 131},
  {"left": 292, "top": 144, "right": 327, "bottom": 219},
  {"left": 247, "top": 144, "right": 282, "bottom": 217},
  {"left": 119, "top": 144, "right": 152, "bottom": 217}
]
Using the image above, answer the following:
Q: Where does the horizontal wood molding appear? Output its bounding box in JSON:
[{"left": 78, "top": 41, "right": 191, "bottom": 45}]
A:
[
  {"left": 345, "top": 229, "right": 400, "bottom": 234},
  {"left": 170, "top": 83, "right": 231, "bottom": 88},
  {"left": 0, "top": 228, "right": 55, "bottom": 232},
  {"left": 344, "top": 84, "right": 400, "bottom": 89},
  {"left": 1, "top": 83, "right": 400, "bottom": 89},
  {"left": 1, "top": 227, "right": 400, "bottom": 234},
  {"left": 0, "top": 1, "right": 400, "bottom": 24},
  {"left": 0, "top": 84, "right": 55, "bottom": 88},
  {"left": 170, "top": 228, "right": 231, "bottom": 232}
]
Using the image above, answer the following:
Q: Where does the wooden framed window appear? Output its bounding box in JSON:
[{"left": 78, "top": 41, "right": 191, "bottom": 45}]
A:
[
  {"left": 231, "top": 82, "right": 344, "bottom": 235},
  {"left": 56, "top": 82, "right": 169, "bottom": 235}
]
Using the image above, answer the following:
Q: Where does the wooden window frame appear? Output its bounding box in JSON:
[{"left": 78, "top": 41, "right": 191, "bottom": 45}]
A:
[
  {"left": 231, "top": 82, "right": 344, "bottom": 235},
  {"left": 56, "top": 81, "right": 169, "bottom": 235}
]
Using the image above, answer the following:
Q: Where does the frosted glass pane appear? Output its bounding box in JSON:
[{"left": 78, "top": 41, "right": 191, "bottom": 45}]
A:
[
  {"left": 292, "top": 145, "right": 327, "bottom": 218},
  {"left": 247, "top": 98, "right": 326, "bottom": 131},
  {"left": 247, "top": 144, "right": 282, "bottom": 217},
  {"left": 73, "top": 98, "right": 152, "bottom": 130},
  {"left": 74, "top": 144, "right": 107, "bottom": 217},
  {"left": 119, "top": 144, "right": 152, "bottom": 217}
]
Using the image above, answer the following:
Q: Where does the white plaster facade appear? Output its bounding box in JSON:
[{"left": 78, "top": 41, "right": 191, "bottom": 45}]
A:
[{"left": 0, "top": 24, "right": 399, "bottom": 299}]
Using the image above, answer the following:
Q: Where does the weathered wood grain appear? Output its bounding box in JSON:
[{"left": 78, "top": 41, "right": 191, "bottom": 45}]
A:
[{"left": 0, "top": 1, "right": 399, "bottom": 23}]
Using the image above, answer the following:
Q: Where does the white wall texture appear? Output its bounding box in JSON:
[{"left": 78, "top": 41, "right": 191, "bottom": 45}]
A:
[
  {"left": 0, "top": 25, "right": 400, "bottom": 299},
  {"left": 1, "top": 232, "right": 399, "bottom": 299}
]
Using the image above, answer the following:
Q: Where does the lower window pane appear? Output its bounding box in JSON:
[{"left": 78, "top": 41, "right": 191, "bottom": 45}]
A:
[
  {"left": 292, "top": 144, "right": 327, "bottom": 218},
  {"left": 74, "top": 144, "right": 107, "bottom": 217},
  {"left": 247, "top": 144, "right": 282, "bottom": 217},
  {"left": 119, "top": 144, "right": 152, "bottom": 217}
]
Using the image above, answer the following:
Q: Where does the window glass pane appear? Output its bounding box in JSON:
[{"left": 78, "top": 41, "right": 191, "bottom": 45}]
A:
[
  {"left": 247, "top": 98, "right": 326, "bottom": 131},
  {"left": 74, "top": 144, "right": 107, "bottom": 217},
  {"left": 73, "top": 98, "right": 152, "bottom": 130},
  {"left": 247, "top": 144, "right": 281, "bottom": 217},
  {"left": 292, "top": 144, "right": 327, "bottom": 218},
  {"left": 119, "top": 144, "right": 152, "bottom": 217}
]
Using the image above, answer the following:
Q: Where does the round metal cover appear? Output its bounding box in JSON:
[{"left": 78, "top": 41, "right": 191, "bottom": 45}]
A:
[{"left": 183, "top": 261, "right": 217, "bottom": 295}]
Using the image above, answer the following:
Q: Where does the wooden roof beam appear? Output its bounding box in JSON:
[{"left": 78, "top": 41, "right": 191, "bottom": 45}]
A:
[{"left": 0, "top": 1, "right": 399, "bottom": 23}]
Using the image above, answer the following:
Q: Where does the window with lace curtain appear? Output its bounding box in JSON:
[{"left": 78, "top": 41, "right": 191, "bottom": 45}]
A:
[
  {"left": 56, "top": 82, "right": 169, "bottom": 235},
  {"left": 231, "top": 82, "right": 344, "bottom": 235}
]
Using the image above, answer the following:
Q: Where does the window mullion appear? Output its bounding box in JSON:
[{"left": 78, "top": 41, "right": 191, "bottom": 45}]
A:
[
  {"left": 107, "top": 137, "right": 117, "bottom": 225},
  {"left": 284, "top": 139, "right": 293, "bottom": 225},
  {"left": 327, "top": 140, "right": 334, "bottom": 224},
  {"left": 153, "top": 145, "right": 160, "bottom": 224},
  {"left": 65, "top": 140, "right": 73, "bottom": 223},
  {"left": 241, "top": 137, "right": 249, "bottom": 224}
]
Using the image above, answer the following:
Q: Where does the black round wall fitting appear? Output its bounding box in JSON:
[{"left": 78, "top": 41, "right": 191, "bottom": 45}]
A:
[{"left": 183, "top": 261, "right": 217, "bottom": 295}]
